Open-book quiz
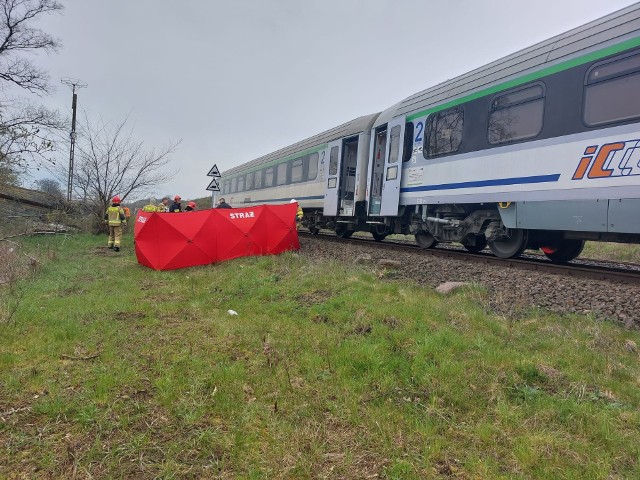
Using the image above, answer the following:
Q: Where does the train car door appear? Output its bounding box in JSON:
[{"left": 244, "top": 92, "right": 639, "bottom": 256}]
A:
[
  {"left": 379, "top": 117, "right": 405, "bottom": 216},
  {"left": 368, "top": 126, "right": 387, "bottom": 215},
  {"left": 338, "top": 136, "right": 358, "bottom": 216},
  {"left": 323, "top": 140, "right": 342, "bottom": 216}
]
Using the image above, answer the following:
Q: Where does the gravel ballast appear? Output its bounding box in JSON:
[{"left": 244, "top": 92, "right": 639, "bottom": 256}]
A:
[{"left": 299, "top": 236, "right": 640, "bottom": 327}]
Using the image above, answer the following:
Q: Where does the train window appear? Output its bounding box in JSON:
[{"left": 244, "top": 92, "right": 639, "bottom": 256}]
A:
[
  {"left": 237, "top": 175, "right": 245, "bottom": 192},
  {"left": 291, "top": 157, "right": 303, "bottom": 183},
  {"left": 488, "top": 84, "right": 544, "bottom": 144},
  {"left": 584, "top": 52, "right": 640, "bottom": 126},
  {"left": 329, "top": 146, "right": 339, "bottom": 175},
  {"left": 307, "top": 152, "right": 319, "bottom": 180},
  {"left": 255, "top": 169, "right": 263, "bottom": 189},
  {"left": 587, "top": 52, "right": 640, "bottom": 83},
  {"left": 264, "top": 167, "right": 274, "bottom": 188},
  {"left": 388, "top": 125, "right": 401, "bottom": 164},
  {"left": 424, "top": 107, "right": 464, "bottom": 157},
  {"left": 277, "top": 162, "right": 287, "bottom": 185},
  {"left": 386, "top": 165, "right": 398, "bottom": 180},
  {"left": 403, "top": 122, "right": 414, "bottom": 162}
]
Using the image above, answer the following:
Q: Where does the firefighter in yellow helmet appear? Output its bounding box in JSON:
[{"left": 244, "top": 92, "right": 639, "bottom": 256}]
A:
[
  {"left": 104, "top": 195, "right": 126, "bottom": 251},
  {"left": 290, "top": 199, "right": 303, "bottom": 230}
]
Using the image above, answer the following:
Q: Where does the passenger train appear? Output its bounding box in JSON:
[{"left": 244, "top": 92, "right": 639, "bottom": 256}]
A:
[{"left": 217, "top": 4, "right": 640, "bottom": 263}]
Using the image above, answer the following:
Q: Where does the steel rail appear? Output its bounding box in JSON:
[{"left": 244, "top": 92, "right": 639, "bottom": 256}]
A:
[{"left": 299, "top": 232, "right": 640, "bottom": 285}]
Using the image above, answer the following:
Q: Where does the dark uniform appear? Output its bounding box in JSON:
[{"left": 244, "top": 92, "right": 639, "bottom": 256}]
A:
[{"left": 216, "top": 198, "right": 232, "bottom": 209}]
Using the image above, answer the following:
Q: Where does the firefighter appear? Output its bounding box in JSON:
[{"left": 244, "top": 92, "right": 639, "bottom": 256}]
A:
[
  {"left": 141, "top": 198, "right": 157, "bottom": 212},
  {"left": 185, "top": 201, "right": 196, "bottom": 212},
  {"left": 104, "top": 195, "right": 126, "bottom": 252},
  {"left": 291, "top": 199, "right": 303, "bottom": 230},
  {"left": 121, "top": 204, "right": 131, "bottom": 232},
  {"left": 157, "top": 197, "right": 170, "bottom": 212},
  {"left": 170, "top": 195, "right": 182, "bottom": 212}
]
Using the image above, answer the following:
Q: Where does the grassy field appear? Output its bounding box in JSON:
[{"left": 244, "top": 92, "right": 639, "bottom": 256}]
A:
[
  {"left": 1, "top": 233, "right": 640, "bottom": 478},
  {"left": 581, "top": 241, "right": 640, "bottom": 263}
]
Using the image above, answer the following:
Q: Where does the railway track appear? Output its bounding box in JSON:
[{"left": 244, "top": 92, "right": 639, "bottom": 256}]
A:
[{"left": 299, "top": 231, "right": 640, "bottom": 285}]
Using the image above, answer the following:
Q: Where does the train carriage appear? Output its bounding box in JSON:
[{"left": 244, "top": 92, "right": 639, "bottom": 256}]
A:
[
  {"left": 220, "top": 113, "right": 380, "bottom": 234},
  {"left": 219, "top": 3, "right": 640, "bottom": 263},
  {"left": 380, "top": 3, "right": 640, "bottom": 261}
]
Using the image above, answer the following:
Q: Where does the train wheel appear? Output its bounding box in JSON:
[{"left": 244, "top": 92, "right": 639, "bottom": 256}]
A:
[
  {"left": 541, "top": 239, "right": 585, "bottom": 264},
  {"left": 309, "top": 227, "right": 320, "bottom": 235},
  {"left": 462, "top": 235, "right": 487, "bottom": 253},
  {"left": 372, "top": 232, "right": 387, "bottom": 242},
  {"left": 488, "top": 228, "right": 528, "bottom": 258},
  {"left": 415, "top": 232, "right": 438, "bottom": 249},
  {"left": 335, "top": 225, "right": 354, "bottom": 238}
]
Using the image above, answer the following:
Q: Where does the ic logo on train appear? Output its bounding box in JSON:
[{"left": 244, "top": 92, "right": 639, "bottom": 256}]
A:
[
  {"left": 229, "top": 211, "right": 255, "bottom": 219},
  {"left": 573, "top": 140, "right": 640, "bottom": 180}
]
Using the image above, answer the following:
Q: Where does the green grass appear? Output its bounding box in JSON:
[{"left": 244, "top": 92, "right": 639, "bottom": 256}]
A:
[
  {"left": 1, "top": 233, "right": 640, "bottom": 478},
  {"left": 582, "top": 241, "right": 640, "bottom": 263}
]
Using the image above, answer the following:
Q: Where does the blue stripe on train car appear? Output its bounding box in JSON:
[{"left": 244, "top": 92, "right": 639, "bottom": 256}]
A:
[
  {"left": 401, "top": 174, "right": 560, "bottom": 193},
  {"left": 240, "top": 195, "right": 325, "bottom": 204}
]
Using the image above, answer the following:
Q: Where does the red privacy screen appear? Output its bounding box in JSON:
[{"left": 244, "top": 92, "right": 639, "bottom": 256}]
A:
[{"left": 134, "top": 203, "right": 300, "bottom": 270}]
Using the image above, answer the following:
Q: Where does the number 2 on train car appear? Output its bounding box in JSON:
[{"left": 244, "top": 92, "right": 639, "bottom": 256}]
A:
[{"left": 414, "top": 121, "right": 424, "bottom": 143}]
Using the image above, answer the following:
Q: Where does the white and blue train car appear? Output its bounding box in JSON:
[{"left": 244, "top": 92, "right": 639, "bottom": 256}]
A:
[
  {"left": 364, "top": 3, "right": 640, "bottom": 261},
  {"left": 220, "top": 3, "right": 640, "bottom": 263}
]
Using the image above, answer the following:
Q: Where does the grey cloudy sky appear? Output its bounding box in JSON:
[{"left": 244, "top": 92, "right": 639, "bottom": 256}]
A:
[{"left": 29, "top": 0, "right": 639, "bottom": 200}]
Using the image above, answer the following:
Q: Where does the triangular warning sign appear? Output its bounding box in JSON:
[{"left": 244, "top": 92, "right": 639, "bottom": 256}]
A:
[
  {"left": 207, "top": 164, "right": 221, "bottom": 177},
  {"left": 206, "top": 178, "right": 220, "bottom": 191}
]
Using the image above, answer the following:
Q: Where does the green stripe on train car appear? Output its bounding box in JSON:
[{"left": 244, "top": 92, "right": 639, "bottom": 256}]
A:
[
  {"left": 225, "top": 143, "right": 328, "bottom": 180},
  {"left": 406, "top": 36, "right": 640, "bottom": 122}
]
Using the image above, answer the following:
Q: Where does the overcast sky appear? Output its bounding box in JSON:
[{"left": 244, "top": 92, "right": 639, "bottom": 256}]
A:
[{"left": 26, "top": 0, "right": 639, "bottom": 200}]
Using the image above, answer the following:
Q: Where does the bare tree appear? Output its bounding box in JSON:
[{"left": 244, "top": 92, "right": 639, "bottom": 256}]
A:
[
  {"left": 74, "top": 113, "right": 180, "bottom": 214},
  {"left": 0, "top": 155, "right": 19, "bottom": 184},
  {"left": 0, "top": 0, "right": 65, "bottom": 178},
  {"left": 0, "top": 0, "right": 63, "bottom": 93},
  {"left": 34, "top": 177, "right": 61, "bottom": 196}
]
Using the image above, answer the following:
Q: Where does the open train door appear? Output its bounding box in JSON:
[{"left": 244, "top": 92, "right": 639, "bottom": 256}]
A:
[
  {"left": 379, "top": 117, "right": 405, "bottom": 216},
  {"left": 367, "top": 125, "right": 387, "bottom": 215},
  {"left": 323, "top": 140, "right": 342, "bottom": 216}
]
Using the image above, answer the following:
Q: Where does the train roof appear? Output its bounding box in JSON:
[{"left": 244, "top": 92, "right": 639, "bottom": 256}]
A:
[
  {"left": 223, "top": 113, "right": 380, "bottom": 176},
  {"left": 374, "top": 2, "right": 640, "bottom": 126}
]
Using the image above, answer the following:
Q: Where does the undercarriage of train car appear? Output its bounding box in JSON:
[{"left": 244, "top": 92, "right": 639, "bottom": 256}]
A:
[
  {"left": 408, "top": 203, "right": 587, "bottom": 263},
  {"left": 410, "top": 203, "right": 498, "bottom": 252},
  {"left": 301, "top": 201, "right": 606, "bottom": 264}
]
